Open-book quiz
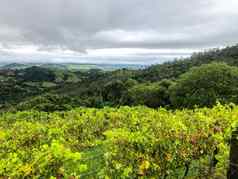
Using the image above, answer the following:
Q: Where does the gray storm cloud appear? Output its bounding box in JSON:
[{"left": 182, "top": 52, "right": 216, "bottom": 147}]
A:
[{"left": 0, "top": 0, "right": 237, "bottom": 63}]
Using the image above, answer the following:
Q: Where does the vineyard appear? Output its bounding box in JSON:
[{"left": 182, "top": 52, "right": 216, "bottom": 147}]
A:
[{"left": 0, "top": 104, "right": 237, "bottom": 178}]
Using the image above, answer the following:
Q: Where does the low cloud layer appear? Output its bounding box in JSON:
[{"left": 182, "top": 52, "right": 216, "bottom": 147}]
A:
[{"left": 0, "top": 0, "right": 238, "bottom": 63}]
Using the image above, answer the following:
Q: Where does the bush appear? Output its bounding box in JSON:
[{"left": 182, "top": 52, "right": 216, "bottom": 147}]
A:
[
  {"left": 169, "top": 63, "right": 238, "bottom": 108},
  {"left": 0, "top": 105, "right": 236, "bottom": 178},
  {"left": 125, "top": 80, "right": 173, "bottom": 108}
]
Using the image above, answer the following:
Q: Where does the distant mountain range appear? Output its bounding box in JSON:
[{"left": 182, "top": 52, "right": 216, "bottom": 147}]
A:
[{"left": 0, "top": 63, "right": 147, "bottom": 71}]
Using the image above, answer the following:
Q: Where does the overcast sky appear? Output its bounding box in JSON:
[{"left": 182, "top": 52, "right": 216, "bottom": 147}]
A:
[{"left": 0, "top": 0, "right": 238, "bottom": 64}]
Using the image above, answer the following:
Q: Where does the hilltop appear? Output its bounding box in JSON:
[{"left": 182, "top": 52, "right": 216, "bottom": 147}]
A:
[{"left": 1, "top": 44, "right": 238, "bottom": 111}]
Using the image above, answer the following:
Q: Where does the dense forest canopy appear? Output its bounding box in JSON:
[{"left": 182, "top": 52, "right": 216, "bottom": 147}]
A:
[{"left": 1, "top": 44, "right": 238, "bottom": 111}]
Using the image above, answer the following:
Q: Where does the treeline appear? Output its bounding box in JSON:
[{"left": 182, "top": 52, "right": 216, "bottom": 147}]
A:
[{"left": 1, "top": 44, "right": 238, "bottom": 111}]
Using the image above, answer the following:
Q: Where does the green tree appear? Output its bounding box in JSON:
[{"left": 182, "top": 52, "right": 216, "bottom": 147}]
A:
[
  {"left": 169, "top": 63, "right": 238, "bottom": 108},
  {"left": 126, "top": 80, "right": 174, "bottom": 108},
  {"left": 102, "top": 80, "right": 127, "bottom": 105}
]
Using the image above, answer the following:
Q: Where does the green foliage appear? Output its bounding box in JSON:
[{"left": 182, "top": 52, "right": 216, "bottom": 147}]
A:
[
  {"left": 102, "top": 80, "right": 127, "bottom": 105},
  {"left": 0, "top": 119, "right": 87, "bottom": 178},
  {"left": 138, "top": 44, "right": 238, "bottom": 82},
  {"left": 170, "top": 63, "right": 238, "bottom": 108},
  {"left": 0, "top": 104, "right": 237, "bottom": 178},
  {"left": 19, "top": 66, "right": 56, "bottom": 82},
  {"left": 2, "top": 44, "right": 238, "bottom": 111},
  {"left": 125, "top": 79, "right": 173, "bottom": 108},
  {"left": 16, "top": 94, "right": 87, "bottom": 112}
]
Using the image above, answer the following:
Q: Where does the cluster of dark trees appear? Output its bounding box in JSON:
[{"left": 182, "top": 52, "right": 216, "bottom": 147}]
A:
[{"left": 2, "top": 44, "right": 238, "bottom": 112}]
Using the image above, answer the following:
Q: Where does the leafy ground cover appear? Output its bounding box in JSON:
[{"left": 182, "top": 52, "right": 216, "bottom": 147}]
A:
[{"left": 0, "top": 104, "right": 237, "bottom": 178}]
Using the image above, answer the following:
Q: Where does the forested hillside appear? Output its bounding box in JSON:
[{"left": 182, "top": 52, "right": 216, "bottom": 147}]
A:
[
  {"left": 138, "top": 45, "right": 238, "bottom": 82},
  {"left": 1, "top": 45, "right": 238, "bottom": 111},
  {"left": 1, "top": 45, "right": 238, "bottom": 178}
]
